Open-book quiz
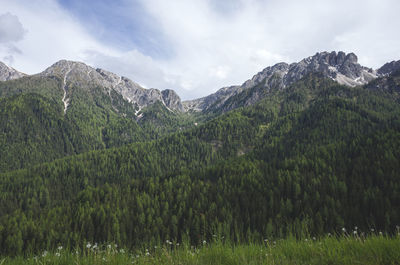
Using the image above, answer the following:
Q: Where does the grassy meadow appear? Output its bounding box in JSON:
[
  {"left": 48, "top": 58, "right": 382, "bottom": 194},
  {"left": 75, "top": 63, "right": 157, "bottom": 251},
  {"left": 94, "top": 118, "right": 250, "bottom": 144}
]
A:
[{"left": 1, "top": 232, "right": 399, "bottom": 265}]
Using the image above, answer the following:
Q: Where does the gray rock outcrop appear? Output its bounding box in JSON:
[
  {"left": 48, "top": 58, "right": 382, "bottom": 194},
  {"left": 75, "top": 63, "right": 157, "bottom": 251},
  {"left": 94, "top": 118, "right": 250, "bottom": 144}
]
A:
[
  {"left": 0, "top": 61, "right": 26, "bottom": 81},
  {"left": 183, "top": 51, "right": 382, "bottom": 112}
]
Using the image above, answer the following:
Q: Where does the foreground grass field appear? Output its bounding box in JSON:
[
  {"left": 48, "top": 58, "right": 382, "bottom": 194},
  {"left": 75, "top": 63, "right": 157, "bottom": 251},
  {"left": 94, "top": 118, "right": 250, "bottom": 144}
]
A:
[{"left": 2, "top": 234, "right": 399, "bottom": 265}]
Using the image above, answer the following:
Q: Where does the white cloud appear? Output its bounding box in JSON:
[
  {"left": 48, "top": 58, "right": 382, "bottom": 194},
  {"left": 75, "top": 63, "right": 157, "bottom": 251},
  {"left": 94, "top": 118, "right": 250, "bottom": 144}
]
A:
[
  {"left": 0, "top": 0, "right": 116, "bottom": 71},
  {"left": 0, "top": 0, "right": 400, "bottom": 100},
  {"left": 0, "top": 12, "right": 26, "bottom": 43}
]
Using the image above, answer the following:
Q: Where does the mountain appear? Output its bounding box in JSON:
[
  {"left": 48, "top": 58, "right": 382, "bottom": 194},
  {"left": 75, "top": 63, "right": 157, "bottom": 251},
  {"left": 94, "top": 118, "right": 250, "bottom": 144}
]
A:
[
  {"left": 40, "top": 60, "right": 183, "bottom": 112},
  {"left": 0, "top": 60, "right": 189, "bottom": 172},
  {"left": 0, "top": 61, "right": 26, "bottom": 81},
  {"left": 183, "top": 51, "right": 397, "bottom": 113},
  {"left": 1, "top": 71, "right": 399, "bottom": 255}
]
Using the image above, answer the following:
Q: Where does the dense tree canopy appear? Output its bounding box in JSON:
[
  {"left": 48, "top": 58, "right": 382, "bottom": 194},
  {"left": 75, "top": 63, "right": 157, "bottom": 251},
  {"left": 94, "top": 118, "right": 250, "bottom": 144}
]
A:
[{"left": 0, "top": 73, "right": 399, "bottom": 255}]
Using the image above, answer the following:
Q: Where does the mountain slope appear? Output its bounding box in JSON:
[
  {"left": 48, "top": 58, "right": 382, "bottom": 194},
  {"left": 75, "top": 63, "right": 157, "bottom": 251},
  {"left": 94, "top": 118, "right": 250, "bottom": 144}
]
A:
[
  {"left": 40, "top": 60, "right": 183, "bottom": 112},
  {"left": 183, "top": 51, "right": 397, "bottom": 114},
  {"left": 1, "top": 73, "right": 399, "bottom": 254},
  {"left": 0, "top": 60, "right": 194, "bottom": 172}
]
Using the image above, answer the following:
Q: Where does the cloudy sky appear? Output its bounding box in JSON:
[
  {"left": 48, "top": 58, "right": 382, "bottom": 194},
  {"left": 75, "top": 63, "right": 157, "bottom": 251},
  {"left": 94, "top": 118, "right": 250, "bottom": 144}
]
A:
[{"left": 0, "top": 0, "right": 399, "bottom": 99}]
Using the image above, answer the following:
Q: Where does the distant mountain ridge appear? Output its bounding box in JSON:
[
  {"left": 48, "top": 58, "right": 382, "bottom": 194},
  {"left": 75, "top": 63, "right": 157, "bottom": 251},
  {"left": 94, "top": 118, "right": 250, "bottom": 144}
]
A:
[
  {"left": 1, "top": 51, "right": 399, "bottom": 115},
  {"left": 183, "top": 51, "right": 399, "bottom": 112},
  {"left": 40, "top": 60, "right": 184, "bottom": 112},
  {"left": 0, "top": 60, "right": 183, "bottom": 113}
]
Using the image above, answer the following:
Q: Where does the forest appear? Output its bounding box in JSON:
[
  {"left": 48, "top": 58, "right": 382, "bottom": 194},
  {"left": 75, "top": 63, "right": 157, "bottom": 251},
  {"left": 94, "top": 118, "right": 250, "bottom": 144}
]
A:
[{"left": 0, "top": 73, "right": 399, "bottom": 257}]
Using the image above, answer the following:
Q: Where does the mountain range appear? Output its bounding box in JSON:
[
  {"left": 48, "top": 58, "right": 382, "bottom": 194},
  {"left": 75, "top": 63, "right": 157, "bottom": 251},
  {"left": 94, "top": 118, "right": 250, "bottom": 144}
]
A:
[
  {"left": 2, "top": 51, "right": 399, "bottom": 117},
  {"left": 0, "top": 51, "right": 399, "bottom": 255}
]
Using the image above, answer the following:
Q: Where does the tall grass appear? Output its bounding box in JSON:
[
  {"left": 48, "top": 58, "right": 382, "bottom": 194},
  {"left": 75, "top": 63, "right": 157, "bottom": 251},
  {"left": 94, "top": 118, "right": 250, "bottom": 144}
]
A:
[{"left": 1, "top": 234, "right": 399, "bottom": 264}]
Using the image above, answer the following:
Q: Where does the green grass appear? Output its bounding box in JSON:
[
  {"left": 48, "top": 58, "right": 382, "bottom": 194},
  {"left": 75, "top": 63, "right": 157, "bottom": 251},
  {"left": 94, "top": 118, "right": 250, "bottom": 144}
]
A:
[{"left": 1, "top": 234, "right": 399, "bottom": 265}]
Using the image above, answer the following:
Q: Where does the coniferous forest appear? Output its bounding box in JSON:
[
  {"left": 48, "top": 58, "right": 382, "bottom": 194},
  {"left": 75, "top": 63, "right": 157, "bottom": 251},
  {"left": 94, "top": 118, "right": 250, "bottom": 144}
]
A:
[{"left": 0, "top": 68, "right": 399, "bottom": 263}]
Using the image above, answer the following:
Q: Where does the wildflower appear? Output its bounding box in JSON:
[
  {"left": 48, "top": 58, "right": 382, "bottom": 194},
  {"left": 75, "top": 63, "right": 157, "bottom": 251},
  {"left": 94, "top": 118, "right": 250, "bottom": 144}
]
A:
[
  {"left": 107, "top": 244, "right": 112, "bottom": 249},
  {"left": 58, "top": 246, "right": 63, "bottom": 251},
  {"left": 120, "top": 249, "right": 125, "bottom": 254},
  {"left": 103, "top": 257, "right": 107, "bottom": 261},
  {"left": 203, "top": 240, "right": 207, "bottom": 245},
  {"left": 55, "top": 252, "right": 60, "bottom": 257},
  {"left": 42, "top": 251, "right": 48, "bottom": 257},
  {"left": 371, "top": 228, "right": 375, "bottom": 232},
  {"left": 176, "top": 243, "right": 180, "bottom": 246},
  {"left": 312, "top": 237, "right": 316, "bottom": 241},
  {"left": 342, "top": 227, "right": 346, "bottom": 232},
  {"left": 145, "top": 251, "right": 150, "bottom": 256},
  {"left": 115, "top": 244, "right": 118, "bottom": 248},
  {"left": 379, "top": 231, "right": 383, "bottom": 236},
  {"left": 354, "top": 226, "right": 358, "bottom": 230},
  {"left": 264, "top": 238, "right": 268, "bottom": 242},
  {"left": 86, "top": 242, "right": 92, "bottom": 248},
  {"left": 353, "top": 230, "right": 357, "bottom": 235},
  {"left": 154, "top": 246, "right": 158, "bottom": 249},
  {"left": 327, "top": 233, "right": 331, "bottom": 237}
]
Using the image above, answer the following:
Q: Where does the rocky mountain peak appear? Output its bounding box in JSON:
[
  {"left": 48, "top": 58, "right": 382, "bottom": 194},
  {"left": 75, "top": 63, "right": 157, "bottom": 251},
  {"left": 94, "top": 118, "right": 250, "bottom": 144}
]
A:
[
  {"left": 377, "top": 60, "right": 400, "bottom": 76},
  {"left": 0, "top": 61, "right": 26, "bottom": 81},
  {"left": 183, "top": 51, "right": 386, "bottom": 112},
  {"left": 40, "top": 60, "right": 183, "bottom": 112}
]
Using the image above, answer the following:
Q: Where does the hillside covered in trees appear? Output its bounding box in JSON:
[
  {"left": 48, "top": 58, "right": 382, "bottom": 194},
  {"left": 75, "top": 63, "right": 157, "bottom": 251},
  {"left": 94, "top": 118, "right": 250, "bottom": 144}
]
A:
[{"left": 0, "top": 72, "right": 399, "bottom": 255}]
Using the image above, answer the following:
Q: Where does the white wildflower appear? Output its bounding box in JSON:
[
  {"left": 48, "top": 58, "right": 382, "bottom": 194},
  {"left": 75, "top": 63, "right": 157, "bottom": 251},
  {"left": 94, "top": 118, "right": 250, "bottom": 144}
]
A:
[{"left": 55, "top": 252, "right": 60, "bottom": 257}]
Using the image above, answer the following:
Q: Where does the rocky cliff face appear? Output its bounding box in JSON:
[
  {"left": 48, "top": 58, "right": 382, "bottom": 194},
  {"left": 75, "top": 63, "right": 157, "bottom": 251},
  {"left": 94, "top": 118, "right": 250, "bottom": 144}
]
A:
[
  {"left": 0, "top": 61, "right": 26, "bottom": 81},
  {"left": 183, "top": 51, "right": 384, "bottom": 112},
  {"left": 40, "top": 60, "right": 183, "bottom": 112},
  {"left": 162, "top": 89, "right": 184, "bottom": 112},
  {"left": 377, "top": 60, "right": 400, "bottom": 76}
]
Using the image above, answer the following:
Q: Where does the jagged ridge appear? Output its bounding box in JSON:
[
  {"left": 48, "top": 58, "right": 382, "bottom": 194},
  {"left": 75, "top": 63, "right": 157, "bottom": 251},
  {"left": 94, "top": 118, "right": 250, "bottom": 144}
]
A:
[
  {"left": 40, "top": 60, "right": 183, "bottom": 113},
  {"left": 183, "top": 51, "right": 398, "bottom": 112}
]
